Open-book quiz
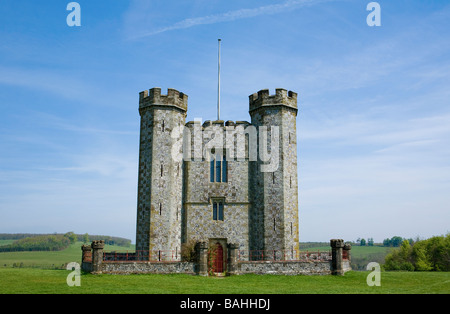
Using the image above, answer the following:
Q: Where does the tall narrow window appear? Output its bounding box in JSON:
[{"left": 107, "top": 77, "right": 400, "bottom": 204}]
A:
[
  {"left": 162, "top": 120, "right": 165, "bottom": 132},
  {"left": 222, "top": 155, "right": 227, "bottom": 182},
  {"left": 212, "top": 200, "right": 224, "bottom": 221},
  {"left": 210, "top": 152, "right": 227, "bottom": 183},
  {"left": 213, "top": 202, "right": 217, "bottom": 220},
  {"left": 218, "top": 202, "right": 224, "bottom": 221},
  {"left": 216, "top": 158, "right": 221, "bottom": 182},
  {"left": 161, "top": 164, "right": 163, "bottom": 177}
]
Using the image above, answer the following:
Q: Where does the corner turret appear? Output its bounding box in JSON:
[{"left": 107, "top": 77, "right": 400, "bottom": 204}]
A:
[
  {"left": 249, "top": 88, "right": 297, "bottom": 114},
  {"left": 139, "top": 88, "right": 188, "bottom": 115}
]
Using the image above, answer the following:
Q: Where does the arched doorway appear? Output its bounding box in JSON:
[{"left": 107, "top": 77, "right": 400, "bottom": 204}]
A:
[{"left": 212, "top": 242, "right": 224, "bottom": 273}]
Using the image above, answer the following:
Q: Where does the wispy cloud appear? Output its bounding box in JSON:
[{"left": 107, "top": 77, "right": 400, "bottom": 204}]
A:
[{"left": 129, "top": 0, "right": 332, "bottom": 39}]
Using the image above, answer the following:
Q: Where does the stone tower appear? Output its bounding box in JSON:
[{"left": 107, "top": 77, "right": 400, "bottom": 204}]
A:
[
  {"left": 135, "top": 86, "right": 300, "bottom": 263},
  {"left": 135, "top": 88, "right": 187, "bottom": 260},
  {"left": 249, "top": 89, "right": 299, "bottom": 258}
]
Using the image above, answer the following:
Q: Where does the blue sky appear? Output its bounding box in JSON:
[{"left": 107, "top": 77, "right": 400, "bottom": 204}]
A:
[{"left": 0, "top": 0, "right": 449, "bottom": 243}]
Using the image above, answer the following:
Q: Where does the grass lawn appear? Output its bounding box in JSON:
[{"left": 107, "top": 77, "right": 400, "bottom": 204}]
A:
[
  {"left": 0, "top": 268, "right": 448, "bottom": 294},
  {"left": 1, "top": 241, "right": 448, "bottom": 294}
]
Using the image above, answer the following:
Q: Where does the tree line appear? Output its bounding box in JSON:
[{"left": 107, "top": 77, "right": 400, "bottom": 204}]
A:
[
  {"left": 384, "top": 234, "right": 450, "bottom": 271},
  {"left": 0, "top": 232, "right": 132, "bottom": 252},
  {"left": 355, "top": 236, "right": 414, "bottom": 247}
]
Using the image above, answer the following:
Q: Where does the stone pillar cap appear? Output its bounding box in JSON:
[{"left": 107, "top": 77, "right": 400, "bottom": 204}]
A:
[
  {"left": 330, "top": 239, "right": 344, "bottom": 248},
  {"left": 91, "top": 240, "right": 105, "bottom": 249}
]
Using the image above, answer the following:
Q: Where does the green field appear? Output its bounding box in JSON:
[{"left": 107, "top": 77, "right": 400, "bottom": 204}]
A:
[
  {"left": 0, "top": 242, "right": 133, "bottom": 268},
  {"left": 0, "top": 240, "right": 15, "bottom": 247},
  {"left": 1, "top": 242, "right": 449, "bottom": 294}
]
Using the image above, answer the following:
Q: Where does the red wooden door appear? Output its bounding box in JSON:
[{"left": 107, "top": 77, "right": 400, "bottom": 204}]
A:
[{"left": 213, "top": 243, "right": 224, "bottom": 273}]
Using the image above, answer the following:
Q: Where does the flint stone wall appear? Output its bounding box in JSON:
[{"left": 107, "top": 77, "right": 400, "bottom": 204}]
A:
[
  {"left": 81, "top": 240, "right": 350, "bottom": 275},
  {"left": 97, "top": 260, "right": 332, "bottom": 275},
  {"left": 101, "top": 262, "right": 196, "bottom": 274},
  {"left": 234, "top": 261, "right": 332, "bottom": 275}
]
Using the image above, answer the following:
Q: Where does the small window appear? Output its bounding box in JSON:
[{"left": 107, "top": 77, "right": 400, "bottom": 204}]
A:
[{"left": 212, "top": 200, "right": 224, "bottom": 221}]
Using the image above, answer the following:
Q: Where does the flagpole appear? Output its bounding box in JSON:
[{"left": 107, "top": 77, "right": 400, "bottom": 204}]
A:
[{"left": 217, "top": 39, "right": 221, "bottom": 121}]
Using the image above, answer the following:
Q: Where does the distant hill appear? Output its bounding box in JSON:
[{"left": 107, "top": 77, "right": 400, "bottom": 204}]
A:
[
  {"left": 0, "top": 234, "right": 73, "bottom": 252},
  {"left": 0, "top": 233, "right": 132, "bottom": 252}
]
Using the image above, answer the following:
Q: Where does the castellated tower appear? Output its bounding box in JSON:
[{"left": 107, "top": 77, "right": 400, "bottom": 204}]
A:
[
  {"left": 136, "top": 88, "right": 187, "bottom": 260},
  {"left": 249, "top": 89, "right": 299, "bottom": 258},
  {"left": 135, "top": 86, "right": 300, "bottom": 263}
]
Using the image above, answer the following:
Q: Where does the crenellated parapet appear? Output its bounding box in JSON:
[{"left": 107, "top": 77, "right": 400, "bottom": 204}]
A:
[
  {"left": 249, "top": 88, "right": 297, "bottom": 114},
  {"left": 184, "top": 120, "right": 251, "bottom": 129},
  {"left": 139, "top": 87, "right": 188, "bottom": 115}
]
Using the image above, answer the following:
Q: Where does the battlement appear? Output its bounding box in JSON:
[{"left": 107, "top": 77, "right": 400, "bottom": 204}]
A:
[
  {"left": 249, "top": 88, "right": 297, "bottom": 113},
  {"left": 139, "top": 87, "right": 188, "bottom": 112},
  {"left": 185, "top": 120, "right": 252, "bottom": 129}
]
